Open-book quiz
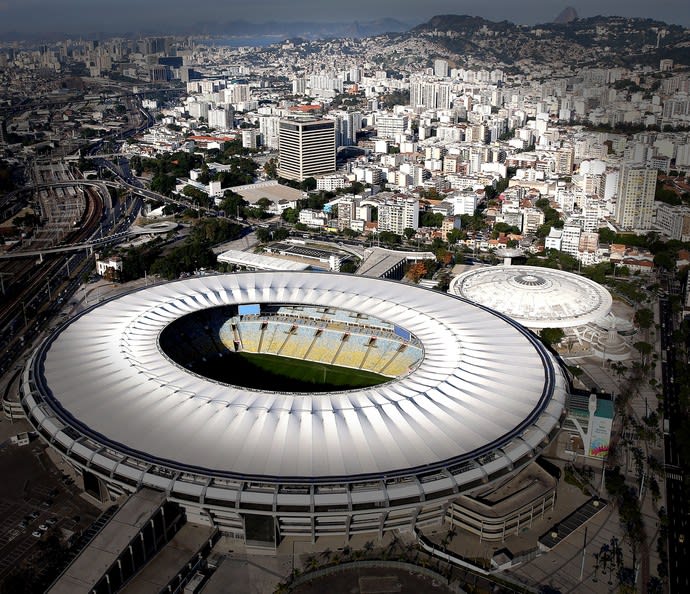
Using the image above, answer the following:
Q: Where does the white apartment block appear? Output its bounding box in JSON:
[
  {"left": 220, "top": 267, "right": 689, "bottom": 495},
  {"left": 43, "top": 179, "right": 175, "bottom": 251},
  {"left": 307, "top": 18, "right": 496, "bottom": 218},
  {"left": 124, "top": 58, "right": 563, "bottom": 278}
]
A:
[
  {"left": 444, "top": 192, "right": 477, "bottom": 216},
  {"left": 375, "top": 114, "right": 408, "bottom": 141},
  {"left": 614, "top": 163, "right": 656, "bottom": 230},
  {"left": 544, "top": 228, "right": 562, "bottom": 251},
  {"left": 521, "top": 208, "right": 545, "bottom": 235},
  {"left": 560, "top": 225, "right": 582, "bottom": 257},
  {"left": 337, "top": 198, "right": 357, "bottom": 231},
  {"left": 298, "top": 209, "right": 328, "bottom": 228},
  {"left": 259, "top": 115, "right": 281, "bottom": 149},
  {"left": 378, "top": 197, "right": 420, "bottom": 234},
  {"left": 207, "top": 106, "right": 233, "bottom": 131},
  {"left": 655, "top": 203, "right": 690, "bottom": 242},
  {"left": 410, "top": 79, "right": 452, "bottom": 111},
  {"left": 316, "top": 175, "right": 349, "bottom": 192}
]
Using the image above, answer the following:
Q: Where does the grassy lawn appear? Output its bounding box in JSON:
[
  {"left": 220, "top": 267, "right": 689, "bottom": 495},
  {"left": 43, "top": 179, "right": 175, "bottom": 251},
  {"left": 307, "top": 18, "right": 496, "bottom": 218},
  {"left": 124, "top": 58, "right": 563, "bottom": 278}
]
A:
[{"left": 198, "top": 351, "right": 388, "bottom": 392}]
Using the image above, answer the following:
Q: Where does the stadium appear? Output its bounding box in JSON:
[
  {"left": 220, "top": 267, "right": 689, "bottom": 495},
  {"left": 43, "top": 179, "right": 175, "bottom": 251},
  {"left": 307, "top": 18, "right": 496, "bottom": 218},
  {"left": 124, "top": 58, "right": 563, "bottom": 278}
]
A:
[
  {"left": 21, "top": 272, "right": 568, "bottom": 544},
  {"left": 449, "top": 265, "right": 633, "bottom": 361}
]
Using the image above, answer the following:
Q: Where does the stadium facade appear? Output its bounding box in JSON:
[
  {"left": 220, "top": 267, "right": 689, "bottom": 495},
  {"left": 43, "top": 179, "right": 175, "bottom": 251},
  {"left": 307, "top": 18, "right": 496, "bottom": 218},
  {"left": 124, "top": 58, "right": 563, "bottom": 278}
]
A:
[{"left": 21, "top": 272, "right": 568, "bottom": 543}]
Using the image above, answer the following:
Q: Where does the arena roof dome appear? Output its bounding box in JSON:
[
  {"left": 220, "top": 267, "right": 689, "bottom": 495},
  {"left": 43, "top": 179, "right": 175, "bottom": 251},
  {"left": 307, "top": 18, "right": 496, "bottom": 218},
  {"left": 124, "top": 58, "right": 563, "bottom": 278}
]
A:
[
  {"left": 448, "top": 265, "right": 612, "bottom": 330},
  {"left": 22, "top": 272, "right": 568, "bottom": 538}
]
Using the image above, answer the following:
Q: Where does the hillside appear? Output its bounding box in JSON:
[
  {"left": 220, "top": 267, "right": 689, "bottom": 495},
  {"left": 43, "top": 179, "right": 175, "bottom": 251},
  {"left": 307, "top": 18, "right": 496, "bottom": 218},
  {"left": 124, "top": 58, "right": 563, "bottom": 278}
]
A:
[{"left": 410, "top": 14, "right": 690, "bottom": 68}]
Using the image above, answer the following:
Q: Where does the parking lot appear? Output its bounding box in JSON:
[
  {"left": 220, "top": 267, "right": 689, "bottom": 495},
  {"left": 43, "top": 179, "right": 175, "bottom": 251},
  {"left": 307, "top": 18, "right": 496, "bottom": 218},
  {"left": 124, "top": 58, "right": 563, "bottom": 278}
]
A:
[{"left": 0, "top": 419, "right": 101, "bottom": 586}]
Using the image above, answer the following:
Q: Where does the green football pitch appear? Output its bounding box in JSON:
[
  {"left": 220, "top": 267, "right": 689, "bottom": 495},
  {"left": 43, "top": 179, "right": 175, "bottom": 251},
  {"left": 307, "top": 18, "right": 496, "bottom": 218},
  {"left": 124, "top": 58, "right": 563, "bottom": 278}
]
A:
[{"left": 196, "top": 351, "right": 389, "bottom": 392}]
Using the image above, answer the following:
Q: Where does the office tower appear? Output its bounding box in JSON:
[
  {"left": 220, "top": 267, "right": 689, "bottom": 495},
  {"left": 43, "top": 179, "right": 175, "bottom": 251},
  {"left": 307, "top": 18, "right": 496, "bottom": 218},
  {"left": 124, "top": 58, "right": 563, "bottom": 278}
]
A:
[
  {"left": 278, "top": 119, "right": 336, "bottom": 181},
  {"left": 614, "top": 164, "right": 656, "bottom": 230}
]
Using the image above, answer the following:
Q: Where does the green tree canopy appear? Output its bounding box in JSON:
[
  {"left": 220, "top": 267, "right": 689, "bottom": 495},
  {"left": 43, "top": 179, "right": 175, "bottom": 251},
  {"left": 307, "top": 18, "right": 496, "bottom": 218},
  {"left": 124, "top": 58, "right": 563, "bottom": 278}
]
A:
[{"left": 540, "top": 327, "right": 565, "bottom": 346}]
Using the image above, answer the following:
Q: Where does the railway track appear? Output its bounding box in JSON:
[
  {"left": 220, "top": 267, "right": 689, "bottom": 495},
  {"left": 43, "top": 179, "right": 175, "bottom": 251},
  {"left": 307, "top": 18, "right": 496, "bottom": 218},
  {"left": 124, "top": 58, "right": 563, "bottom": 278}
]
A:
[{"left": 0, "top": 180, "right": 104, "bottom": 347}]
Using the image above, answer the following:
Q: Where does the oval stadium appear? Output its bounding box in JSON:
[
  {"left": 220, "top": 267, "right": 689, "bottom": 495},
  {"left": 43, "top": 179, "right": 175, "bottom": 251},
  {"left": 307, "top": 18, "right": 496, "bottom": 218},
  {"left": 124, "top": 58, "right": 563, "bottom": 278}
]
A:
[{"left": 21, "top": 272, "right": 568, "bottom": 541}]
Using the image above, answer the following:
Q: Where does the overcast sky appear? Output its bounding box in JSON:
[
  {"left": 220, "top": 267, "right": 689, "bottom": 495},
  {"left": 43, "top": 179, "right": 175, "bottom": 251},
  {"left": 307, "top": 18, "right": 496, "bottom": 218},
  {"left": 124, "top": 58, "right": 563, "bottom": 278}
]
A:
[{"left": 0, "top": 0, "right": 688, "bottom": 35}]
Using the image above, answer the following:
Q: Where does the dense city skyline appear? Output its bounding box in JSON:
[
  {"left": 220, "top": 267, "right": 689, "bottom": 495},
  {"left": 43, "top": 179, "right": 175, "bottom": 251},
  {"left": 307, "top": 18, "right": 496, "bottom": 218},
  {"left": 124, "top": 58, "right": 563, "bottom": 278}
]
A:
[{"left": 0, "top": 0, "right": 689, "bottom": 37}]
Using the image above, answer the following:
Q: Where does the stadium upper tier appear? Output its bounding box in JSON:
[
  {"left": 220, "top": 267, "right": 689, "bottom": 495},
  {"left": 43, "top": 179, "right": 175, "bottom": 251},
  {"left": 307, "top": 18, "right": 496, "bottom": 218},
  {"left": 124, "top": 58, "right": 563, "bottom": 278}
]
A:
[{"left": 22, "top": 272, "right": 568, "bottom": 538}]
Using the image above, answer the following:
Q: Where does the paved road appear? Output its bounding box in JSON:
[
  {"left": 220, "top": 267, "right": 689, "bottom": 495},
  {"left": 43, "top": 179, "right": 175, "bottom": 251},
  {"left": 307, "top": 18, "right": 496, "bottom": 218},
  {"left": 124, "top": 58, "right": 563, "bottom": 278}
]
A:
[{"left": 659, "top": 296, "right": 689, "bottom": 593}]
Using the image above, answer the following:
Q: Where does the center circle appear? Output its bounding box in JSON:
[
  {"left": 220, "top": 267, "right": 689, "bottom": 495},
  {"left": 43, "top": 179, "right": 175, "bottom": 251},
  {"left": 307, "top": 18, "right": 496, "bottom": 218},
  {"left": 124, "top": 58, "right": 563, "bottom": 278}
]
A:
[{"left": 158, "top": 304, "right": 423, "bottom": 393}]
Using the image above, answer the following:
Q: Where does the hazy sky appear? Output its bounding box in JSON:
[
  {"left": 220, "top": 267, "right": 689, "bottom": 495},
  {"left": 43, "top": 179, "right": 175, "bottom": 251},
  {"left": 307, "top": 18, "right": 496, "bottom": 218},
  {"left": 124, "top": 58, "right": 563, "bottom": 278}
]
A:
[{"left": 0, "top": 0, "right": 688, "bottom": 35}]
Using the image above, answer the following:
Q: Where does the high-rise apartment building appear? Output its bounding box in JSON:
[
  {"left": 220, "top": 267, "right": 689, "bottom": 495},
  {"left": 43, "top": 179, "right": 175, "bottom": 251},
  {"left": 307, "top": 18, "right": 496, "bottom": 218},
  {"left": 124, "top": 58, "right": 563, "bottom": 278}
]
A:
[
  {"left": 378, "top": 197, "right": 419, "bottom": 234},
  {"left": 329, "top": 110, "right": 363, "bottom": 147},
  {"left": 614, "top": 164, "right": 656, "bottom": 230},
  {"left": 259, "top": 115, "right": 281, "bottom": 149},
  {"left": 434, "top": 59, "right": 449, "bottom": 78},
  {"left": 207, "top": 105, "right": 233, "bottom": 130},
  {"left": 278, "top": 119, "right": 336, "bottom": 181},
  {"left": 410, "top": 79, "right": 452, "bottom": 110},
  {"left": 375, "top": 114, "right": 408, "bottom": 140}
]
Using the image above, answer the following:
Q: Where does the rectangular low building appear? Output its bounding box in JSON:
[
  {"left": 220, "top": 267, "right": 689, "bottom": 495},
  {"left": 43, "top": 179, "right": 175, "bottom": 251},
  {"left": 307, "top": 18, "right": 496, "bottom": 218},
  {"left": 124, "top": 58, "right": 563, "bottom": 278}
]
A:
[{"left": 48, "top": 490, "right": 184, "bottom": 594}]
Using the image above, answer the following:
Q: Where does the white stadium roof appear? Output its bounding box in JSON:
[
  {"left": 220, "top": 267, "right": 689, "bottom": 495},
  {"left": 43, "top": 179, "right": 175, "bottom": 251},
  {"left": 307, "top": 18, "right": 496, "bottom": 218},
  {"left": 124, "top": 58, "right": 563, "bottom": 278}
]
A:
[
  {"left": 217, "top": 249, "right": 311, "bottom": 271},
  {"left": 26, "top": 272, "right": 567, "bottom": 485},
  {"left": 448, "top": 265, "right": 612, "bottom": 330}
]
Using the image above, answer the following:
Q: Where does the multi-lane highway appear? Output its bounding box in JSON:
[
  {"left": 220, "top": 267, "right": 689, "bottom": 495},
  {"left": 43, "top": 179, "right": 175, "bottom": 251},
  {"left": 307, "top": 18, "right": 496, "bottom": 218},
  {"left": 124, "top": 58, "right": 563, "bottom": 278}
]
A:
[{"left": 660, "top": 295, "right": 689, "bottom": 592}]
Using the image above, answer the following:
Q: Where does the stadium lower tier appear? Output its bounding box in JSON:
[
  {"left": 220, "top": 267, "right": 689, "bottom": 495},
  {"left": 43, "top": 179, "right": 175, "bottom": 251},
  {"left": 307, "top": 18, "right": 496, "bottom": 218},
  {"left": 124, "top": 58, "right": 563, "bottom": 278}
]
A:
[{"left": 21, "top": 372, "right": 565, "bottom": 542}]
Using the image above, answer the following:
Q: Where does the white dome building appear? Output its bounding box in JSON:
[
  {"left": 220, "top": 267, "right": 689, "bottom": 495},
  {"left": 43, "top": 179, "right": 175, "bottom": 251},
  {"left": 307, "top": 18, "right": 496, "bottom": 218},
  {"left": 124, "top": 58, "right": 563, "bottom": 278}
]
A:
[{"left": 449, "top": 265, "right": 631, "bottom": 360}]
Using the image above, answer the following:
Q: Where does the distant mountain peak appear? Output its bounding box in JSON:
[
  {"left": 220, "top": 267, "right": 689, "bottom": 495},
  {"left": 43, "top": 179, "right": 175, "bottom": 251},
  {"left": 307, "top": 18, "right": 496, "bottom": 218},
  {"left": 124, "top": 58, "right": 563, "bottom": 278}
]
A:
[{"left": 554, "top": 6, "right": 578, "bottom": 24}]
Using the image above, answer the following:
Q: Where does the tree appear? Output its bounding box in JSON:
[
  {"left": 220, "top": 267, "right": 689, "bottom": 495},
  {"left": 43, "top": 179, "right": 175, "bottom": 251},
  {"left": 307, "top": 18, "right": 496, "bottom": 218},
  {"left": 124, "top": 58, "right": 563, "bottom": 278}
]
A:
[
  {"left": 634, "top": 308, "right": 654, "bottom": 331},
  {"left": 540, "top": 327, "right": 565, "bottom": 346},
  {"left": 653, "top": 251, "right": 675, "bottom": 271},
  {"left": 378, "top": 231, "right": 401, "bottom": 245},
  {"left": 420, "top": 211, "right": 444, "bottom": 228},
  {"left": 633, "top": 341, "right": 653, "bottom": 364},
  {"left": 255, "top": 227, "right": 272, "bottom": 243},
  {"left": 301, "top": 177, "right": 317, "bottom": 191},
  {"left": 403, "top": 227, "right": 416, "bottom": 241},
  {"left": 182, "top": 185, "right": 210, "bottom": 205},
  {"left": 492, "top": 222, "right": 521, "bottom": 236},
  {"left": 407, "top": 261, "right": 427, "bottom": 283},
  {"left": 150, "top": 174, "right": 177, "bottom": 196},
  {"left": 446, "top": 228, "right": 463, "bottom": 245},
  {"left": 256, "top": 197, "right": 273, "bottom": 212},
  {"left": 273, "top": 227, "right": 289, "bottom": 241},
  {"left": 220, "top": 191, "right": 248, "bottom": 219},
  {"left": 598, "top": 227, "right": 617, "bottom": 244},
  {"left": 281, "top": 207, "right": 299, "bottom": 224}
]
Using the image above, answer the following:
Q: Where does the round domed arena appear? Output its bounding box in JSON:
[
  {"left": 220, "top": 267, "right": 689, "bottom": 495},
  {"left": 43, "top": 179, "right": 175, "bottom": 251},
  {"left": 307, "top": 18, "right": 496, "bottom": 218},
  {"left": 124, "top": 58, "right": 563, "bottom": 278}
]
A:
[
  {"left": 21, "top": 272, "right": 568, "bottom": 540},
  {"left": 448, "top": 265, "right": 613, "bottom": 330}
]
